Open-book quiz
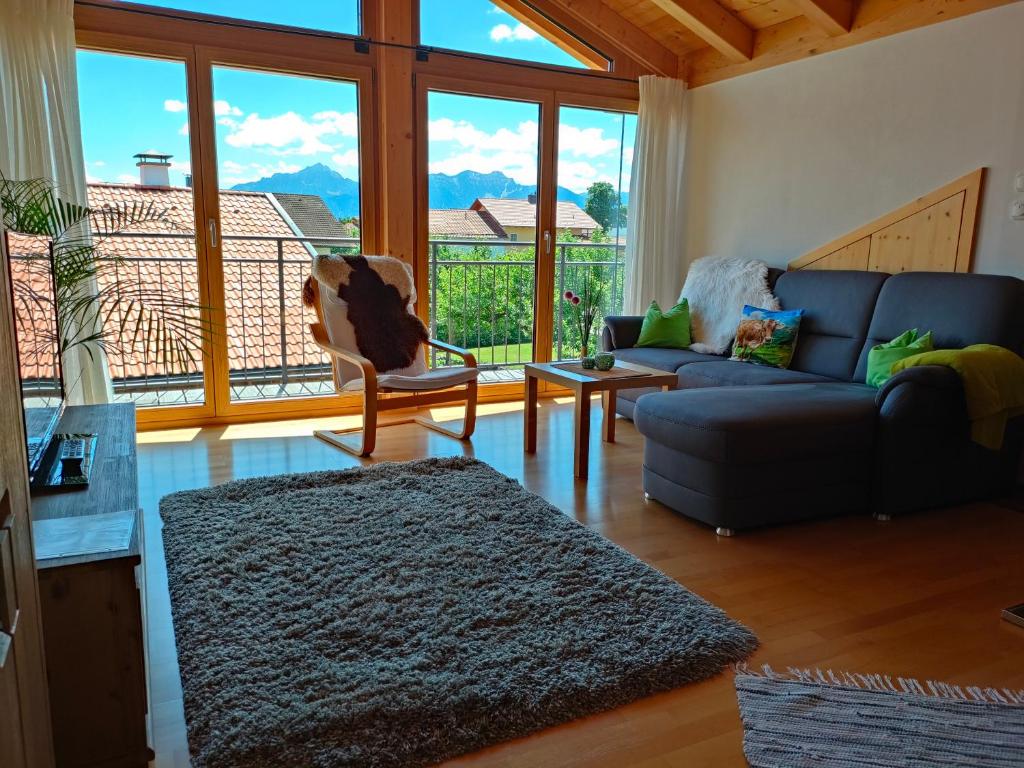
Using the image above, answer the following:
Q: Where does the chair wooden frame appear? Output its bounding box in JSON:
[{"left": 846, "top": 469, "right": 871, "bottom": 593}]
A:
[{"left": 307, "top": 275, "right": 478, "bottom": 457}]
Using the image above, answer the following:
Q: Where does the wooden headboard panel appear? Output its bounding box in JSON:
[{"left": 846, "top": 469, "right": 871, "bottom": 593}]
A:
[{"left": 788, "top": 168, "right": 985, "bottom": 273}]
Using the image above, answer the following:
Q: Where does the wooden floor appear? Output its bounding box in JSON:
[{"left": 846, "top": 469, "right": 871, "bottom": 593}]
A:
[{"left": 137, "top": 397, "right": 1024, "bottom": 767}]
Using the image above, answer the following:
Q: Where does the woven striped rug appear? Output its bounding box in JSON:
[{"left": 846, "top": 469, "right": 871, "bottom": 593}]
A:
[{"left": 735, "top": 666, "right": 1024, "bottom": 767}]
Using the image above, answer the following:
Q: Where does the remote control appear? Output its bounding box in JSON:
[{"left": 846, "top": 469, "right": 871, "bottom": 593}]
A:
[{"left": 60, "top": 437, "right": 86, "bottom": 476}]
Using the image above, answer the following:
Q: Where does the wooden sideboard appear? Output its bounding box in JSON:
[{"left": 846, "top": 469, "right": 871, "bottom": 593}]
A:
[{"left": 31, "top": 403, "right": 152, "bottom": 768}]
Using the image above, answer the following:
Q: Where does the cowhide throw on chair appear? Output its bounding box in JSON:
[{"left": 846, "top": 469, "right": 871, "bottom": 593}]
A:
[{"left": 304, "top": 254, "right": 428, "bottom": 383}]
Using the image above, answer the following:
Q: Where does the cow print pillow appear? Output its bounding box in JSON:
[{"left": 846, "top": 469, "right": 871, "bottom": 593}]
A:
[{"left": 730, "top": 305, "right": 804, "bottom": 369}]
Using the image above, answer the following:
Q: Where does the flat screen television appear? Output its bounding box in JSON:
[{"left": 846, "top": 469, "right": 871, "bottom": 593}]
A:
[{"left": 3, "top": 225, "right": 66, "bottom": 485}]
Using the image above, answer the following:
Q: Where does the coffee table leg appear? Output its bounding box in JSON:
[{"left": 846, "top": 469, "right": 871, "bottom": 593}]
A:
[
  {"left": 574, "top": 392, "right": 591, "bottom": 479},
  {"left": 602, "top": 390, "right": 617, "bottom": 443},
  {"left": 524, "top": 373, "right": 538, "bottom": 453}
]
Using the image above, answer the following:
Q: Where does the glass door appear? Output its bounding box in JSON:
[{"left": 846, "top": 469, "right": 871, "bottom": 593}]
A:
[
  {"left": 199, "top": 56, "right": 372, "bottom": 412},
  {"left": 74, "top": 48, "right": 215, "bottom": 416},
  {"left": 422, "top": 86, "right": 548, "bottom": 381},
  {"left": 553, "top": 105, "right": 636, "bottom": 361}
]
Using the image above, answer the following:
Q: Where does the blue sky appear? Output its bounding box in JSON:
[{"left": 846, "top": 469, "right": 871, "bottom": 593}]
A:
[{"left": 81, "top": 1, "right": 634, "bottom": 201}]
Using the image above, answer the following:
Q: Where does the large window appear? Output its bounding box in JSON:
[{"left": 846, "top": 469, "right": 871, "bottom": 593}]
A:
[
  {"left": 77, "top": 49, "right": 208, "bottom": 408},
  {"left": 110, "top": 0, "right": 360, "bottom": 35},
  {"left": 426, "top": 90, "right": 541, "bottom": 376},
  {"left": 420, "top": 0, "right": 604, "bottom": 70},
  {"left": 210, "top": 66, "right": 363, "bottom": 403},
  {"left": 553, "top": 106, "right": 636, "bottom": 361}
]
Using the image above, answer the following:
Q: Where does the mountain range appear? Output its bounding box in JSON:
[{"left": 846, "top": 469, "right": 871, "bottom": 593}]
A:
[{"left": 232, "top": 163, "right": 605, "bottom": 219}]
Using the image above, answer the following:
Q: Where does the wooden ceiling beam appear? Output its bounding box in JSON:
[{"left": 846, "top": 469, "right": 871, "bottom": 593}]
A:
[
  {"left": 649, "top": 0, "right": 755, "bottom": 63},
  {"left": 683, "top": 0, "right": 1014, "bottom": 87},
  {"left": 527, "top": 0, "right": 683, "bottom": 77},
  {"left": 790, "top": 0, "right": 854, "bottom": 35}
]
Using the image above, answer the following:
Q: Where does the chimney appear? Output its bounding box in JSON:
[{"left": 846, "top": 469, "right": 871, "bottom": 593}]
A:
[
  {"left": 527, "top": 193, "right": 537, "bottom": 205},
  {"left": 134, "top": 153, "right": 172, "bottom": 187},
  {"left": 184, "top": 173, "right": 193, "bottom": 188}
]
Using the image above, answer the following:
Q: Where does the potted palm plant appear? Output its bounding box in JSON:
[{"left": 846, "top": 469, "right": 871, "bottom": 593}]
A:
[{"left": 0, "top": 173, "right": 212, "bottom": 383}]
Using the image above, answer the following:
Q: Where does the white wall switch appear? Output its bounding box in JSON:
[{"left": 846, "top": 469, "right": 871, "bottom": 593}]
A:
[
  {"left": 1011, "top": 198, "right": 1024, "bottom": 221},
  {"left": 1015, "top": 172, "right": 1024, "bottom": 194}
]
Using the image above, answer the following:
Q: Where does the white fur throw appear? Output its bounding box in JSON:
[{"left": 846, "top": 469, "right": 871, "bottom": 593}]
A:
[{"left": 679, "top": 256, "right": 780, "bottom": 354}]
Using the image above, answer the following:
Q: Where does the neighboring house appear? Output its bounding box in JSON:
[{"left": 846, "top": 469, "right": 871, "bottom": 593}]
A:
[
  {"left": 469, "top": 196, "right": 599, "bottom": 242},
  {"left": 270, "top": 192, "right": 353, "bottom": 254},
  {"left": 428, "top": 209, "right": 506, "bottom": 240},
  {"left": 7, "top": 181, "right": 328, "bottom": 386}
]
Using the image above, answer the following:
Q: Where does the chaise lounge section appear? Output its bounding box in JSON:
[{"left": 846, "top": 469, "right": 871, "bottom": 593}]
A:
[{"left": 603, "top": 270, "right": 1024, "bottom": 533}]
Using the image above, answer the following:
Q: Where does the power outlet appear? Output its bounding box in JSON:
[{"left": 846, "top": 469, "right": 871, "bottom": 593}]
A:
[
  {"left": 1016, "top": 171, "right": 1024, "bottom": 194},
  {"left": 1011, "top": 198, "right": 1024, "bottom": 221}
]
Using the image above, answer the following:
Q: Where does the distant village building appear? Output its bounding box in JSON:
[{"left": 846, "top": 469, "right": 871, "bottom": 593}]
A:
[{"left": 428, "top": 195, "right": 599, "bottom": 241}]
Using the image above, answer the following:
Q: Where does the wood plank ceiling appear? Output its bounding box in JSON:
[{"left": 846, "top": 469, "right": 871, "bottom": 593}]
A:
[{"left": 544, "top": 0, "right": 1017, "bottom": 85}]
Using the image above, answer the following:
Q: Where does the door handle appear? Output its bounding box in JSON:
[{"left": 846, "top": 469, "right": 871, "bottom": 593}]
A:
[
  {"left": 543, "top": 230, "right": 551, "bottom": 256},
  {"left": 208, "top": 218, "right": 219, "bottom": 248}
]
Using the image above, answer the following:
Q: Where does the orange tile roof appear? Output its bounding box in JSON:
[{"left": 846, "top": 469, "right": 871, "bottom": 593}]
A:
[
  {"left": 8, "top": 183, "right": 329, "bottom": 388},
  {"left": 471, "top": 198, "right": 599, "bottom": 232},
  {"left": 428, "top": 208, "right": 505, "bottom": 239}
]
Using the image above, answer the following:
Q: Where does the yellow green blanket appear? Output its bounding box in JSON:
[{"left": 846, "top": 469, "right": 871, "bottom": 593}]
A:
[{"left": 891, "top": 344, "right": 1024, "bottom": 450}]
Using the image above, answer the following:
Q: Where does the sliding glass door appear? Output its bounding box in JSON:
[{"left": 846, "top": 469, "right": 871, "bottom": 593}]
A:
[
  {"left": 417, "top": 78, "right": 636, "bottom": 383},
  {"left": 207, "top": 64, "right": 365, "bottom": 405},
  {"left": 75, "top": 47, "right": 215, "bottom": 419},
  {"left": 424, "top": 89, "right": 544, "bottom": 379},
  {"left": 553, "top": 105, "right": 636, "bottom": 361},
  {"left": 74, "top": 36, "right": 376, "bottom": 424}
]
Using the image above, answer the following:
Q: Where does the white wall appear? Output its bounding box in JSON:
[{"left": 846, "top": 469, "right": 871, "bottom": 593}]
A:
[{"left": 683, "top": 3, "right": 1024, "bottom": 278}]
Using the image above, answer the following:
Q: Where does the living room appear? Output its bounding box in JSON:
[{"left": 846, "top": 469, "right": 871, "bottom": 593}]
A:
[{"left": 1, "top": 1, "right": 1023, "bottom": 767}]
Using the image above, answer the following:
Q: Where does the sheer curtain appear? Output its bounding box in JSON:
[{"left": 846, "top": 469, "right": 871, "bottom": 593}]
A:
[
  {"left": 0, "top": 0, "right": 112, "bottom": 404},
  {"left": 622, "top": 76, "right": 689, "bottom": 315}
]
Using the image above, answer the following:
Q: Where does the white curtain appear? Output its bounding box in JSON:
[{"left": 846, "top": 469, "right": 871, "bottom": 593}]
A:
[
  {"left": 0, "top": 0, "right": 112, "bottom": 405},
  {"left": 622, "top": 76, "right": 689, "bottom": 315}
]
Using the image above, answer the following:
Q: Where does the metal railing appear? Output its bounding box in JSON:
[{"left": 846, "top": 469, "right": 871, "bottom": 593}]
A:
[
  {"left": 11, "top": 233, "right": 626, "bottom": 406},
  {"left": 427, "top": 238, "right": 626, "bottom": 369}
]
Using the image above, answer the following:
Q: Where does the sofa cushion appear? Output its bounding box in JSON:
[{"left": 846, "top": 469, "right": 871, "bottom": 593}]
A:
[
  {"left": 855, "top": 272, "right": 1024, "bottom": 381},
  {"left": 634, "top": 383, "right": 877, "bottom": 464},
  {"left": 773, "top": 270, "right": 889, "bottom": 381},
  {"left": 612, "top": 346, "right": 723, "bottom": 373},
  {"left": 678, "top": 360, "right": 833, "bottom": 388}
]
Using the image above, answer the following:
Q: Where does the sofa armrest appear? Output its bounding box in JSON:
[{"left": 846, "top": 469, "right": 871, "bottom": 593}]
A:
[
  {"left": 603, "top": 315, "right": 645, "bottom": 351},
  {"left": 875, "top": 365, "right": 967, "bottom": 429}
]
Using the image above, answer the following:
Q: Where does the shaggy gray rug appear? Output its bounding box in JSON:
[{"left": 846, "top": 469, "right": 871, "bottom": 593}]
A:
[
  {"left": 160, "top": 457, "right": 757, "bottom": 768},
  {"left": 736, "top": 666, "right": 1024, "bottom": 767}
]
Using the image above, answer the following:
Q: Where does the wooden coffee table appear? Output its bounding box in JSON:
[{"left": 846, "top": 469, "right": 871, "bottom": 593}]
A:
[{"left": 524, "top": 360, "right": 677, "bottom": 479}]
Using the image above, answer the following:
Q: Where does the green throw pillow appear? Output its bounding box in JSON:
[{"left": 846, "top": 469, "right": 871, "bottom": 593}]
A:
[
  {"left": 865, "top": 328, "right": 934, "bottom": 388},
  {"left": 636, "top": 300, "right": 691, "bottom": 349}
]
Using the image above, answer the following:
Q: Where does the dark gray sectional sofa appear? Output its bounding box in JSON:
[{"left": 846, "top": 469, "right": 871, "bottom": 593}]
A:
[{"left": 602, "top": 270, "right": 1024, "bottom": 535}]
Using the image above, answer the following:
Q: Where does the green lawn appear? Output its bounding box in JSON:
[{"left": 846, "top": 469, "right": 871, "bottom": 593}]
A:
[{"left": 432, "top": 341, "right": 591, "bottom": 366}]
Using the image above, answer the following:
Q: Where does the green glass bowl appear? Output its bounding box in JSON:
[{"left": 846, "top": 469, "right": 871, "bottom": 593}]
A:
[
  {"left": 594, "top": 352, "right": 615, "bottom": 371},
  {"left": 581, "top": 356, "right": 597, "bottom": 369}
]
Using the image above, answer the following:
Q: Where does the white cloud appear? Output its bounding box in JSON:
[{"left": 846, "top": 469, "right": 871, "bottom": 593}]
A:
[
  {"left": 559, "top": 124, "right": 619, "bottom": 158},
  {"left": 428, "top": 118, "right": 539, "bottom": 185},
  {"left": 223, "top": 110, "right": 358, "bottom": 156},
  {"left": 331, "top": 150, "right": 359, "bottom": 169},
  {"left": 429, "top": 118, "right": 537, "bottom": 153},
  {"left": 164, "top": 99, "right": 187, "bottom": 113},
  {"left": 90, "top": 160, "right": 105, "bottom": 167},
  {"left": 490, "top": 23, "right": 539, "bottom": 42},
  {"left": 312, "top": 110, "right": 359, "bottom": 138},
  {"left": 116, "top": 173, "right": 137, "bottom": 184},
  {"left": 557, "top": 161, "right": 601, "bottom": 193},
  {"left": 214, "top": 99, "right": 242, "bottom": 117},
  {"left": 178, "top": 122, "right": 189, "bottom": 137},
  {"left": 86, "top": 173, "right": 104, "bottom": 184}
]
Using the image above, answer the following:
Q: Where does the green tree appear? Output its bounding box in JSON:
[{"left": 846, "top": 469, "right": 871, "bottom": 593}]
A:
[{"left": 584, "top": 182, "right": 627, "bottom": 232}]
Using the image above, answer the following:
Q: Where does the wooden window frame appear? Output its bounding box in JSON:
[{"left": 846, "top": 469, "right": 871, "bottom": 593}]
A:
[{"left": 73, "top": 0, "right": 640, "bottom": 429}]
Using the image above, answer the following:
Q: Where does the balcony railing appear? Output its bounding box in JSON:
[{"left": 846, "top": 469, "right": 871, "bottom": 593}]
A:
[{"left": 11, "top": 234, "right": 626, "bottom": 407}]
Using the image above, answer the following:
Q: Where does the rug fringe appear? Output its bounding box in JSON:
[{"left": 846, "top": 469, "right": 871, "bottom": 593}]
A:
[{"left": 734, "top": 663, "right": 1024, "bottom": 706}]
